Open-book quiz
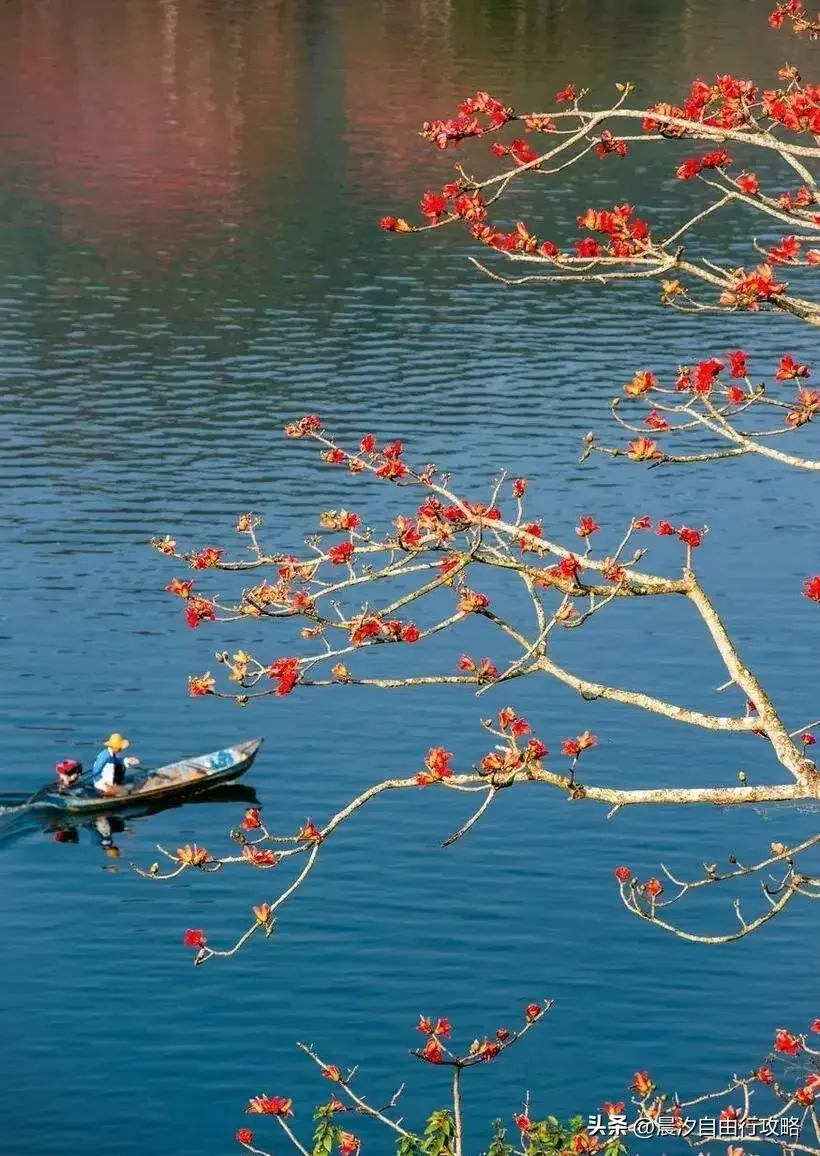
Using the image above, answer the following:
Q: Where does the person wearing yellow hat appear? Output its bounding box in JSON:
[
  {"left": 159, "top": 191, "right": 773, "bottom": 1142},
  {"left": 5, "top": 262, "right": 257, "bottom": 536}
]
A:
[{"left": 91, "top": 733, "right": 140, "bottom": 795}]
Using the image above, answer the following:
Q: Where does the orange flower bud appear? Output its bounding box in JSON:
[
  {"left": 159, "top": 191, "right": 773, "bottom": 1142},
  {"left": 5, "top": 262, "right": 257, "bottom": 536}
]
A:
[{"left": 253, "top": 903, "right": 273, "bottom": 925}]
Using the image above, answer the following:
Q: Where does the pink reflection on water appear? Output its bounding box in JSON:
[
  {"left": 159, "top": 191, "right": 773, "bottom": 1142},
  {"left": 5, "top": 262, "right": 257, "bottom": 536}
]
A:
[{"left": 0, "top": 0, "right": 302, "bottom": 253}]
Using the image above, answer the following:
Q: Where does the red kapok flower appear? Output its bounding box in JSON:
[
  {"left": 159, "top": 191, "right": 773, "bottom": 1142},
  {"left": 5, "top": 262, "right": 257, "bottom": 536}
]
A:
[
  {"left": 630, "top": 1072, "right": 654, "bottom": 1097},
  {"left": 375, "top": 457, "right": 409, "bottom": 480},
  {"left": 153, "top": 534, "right": 176, "bottom": 556},
  {"left": 476, "top": 657, "right": 500, "bottom": 682},
  {"left": 268, "top": 656, "right": 300, "bottom": 696},
  {"left": 328, "top": 541, "right": 355, "bottom": 565},
  {"left": 458, "top": 589, "right": 490, "bottom": 613},
  {"left": 776, "top": 353, "right": 811, "bottom": 380},
  {"left": 757, "top": 1065, "right": 774, "bottom": 1084},
  {"left": 420, "top": 191, "right": 448, "bottom": 220},
  {"left": 188, "top": 673, "right": 216, "bottom": 697},
  {"left": 253, "top": 903, "right": 273, "bottom": 924},
  {"left": 576, "top": 515, "right": 600, "bottom": 537},
  {"left": 192, "top": 547, "right": 224, "bottom": 570},
  {"left": 803, "top": 576, "right": 820, "bottom": 602},
  {"left": 183, "top": 929, "right": 207, "bottom": 948},
  {"left": 614, "top": 865, "right": 631, "bottom": 882},
  {"left": 563, "top": 731, "right": 597, "bottom": 756},
  {"left": 236, "top": 1129, "right": 254, "bottom": 1145},
  {"left": 678, "top": 526, "right": 702, "bottom": 549},
  {"left": 556, "top": 83, "right": 577, "bottom": 102},
  {"left": 185, "top": 597, "right": 216, "bottom": 628},
  {"left": 693, "top": 358, "right": 724, "bottom": 395},
  {"left": 575, "top": 238, "right": 601, "bottom": 258},
  {"left": 774, "top": 1029, "right": 801, "bottom": 1055},
  {"left": 474, "top": 1038, "right": 501, "bottom": 1061},
  {"left": 526, "top": 738, "right": 549, "bottom": 760},
  {"left": 768, "top": 236, "right": 800, "bottom": 264},
  {"left": 602, "top": 1102, "right": 625, "bottom": 1118},
  {"left": 727, "top": 350, "right": 749, "bottom": 377},
  {"left": 509, "top": 138, "right": 539, "bottom": 166},
  {"left": 525, "top": 1002, "right": 542, "bottom": 1021},
  {"left": 247, "top": 1096, "right": 293, "bottom": 1116},
  {"left": 166, "top": 577, "right": 194, "bottom": 599},
  {"left": 242, "top": 846, "right": 279, "bottom": 868},
  {"left": 644, "top": 410, "right": 670, "bottom": 431},
  {"left": 422, "top": 747, "right": 453, "bottom": 782},
  {"left": 802, "top": 732, "right": 816, "bottom": 746},
  {"left": 338, "top": 1133, "right": 360, "bottom": 1156},
  {"left": 422, "top": 1037, "right": 445, "bottom": 1063},
  {"left": 596, "top": 130, "right": 628, "bottom": 158},
  {"left": 512, "top": 478, "right": 527, "bottom": 498},
  {"left": 242, "top": 807, "right": 262, "bottom": 830},
  {"left": 514, "top": 1114, "right": 533, "bottom": 1132},
  {"left": 644, "top": 877, "right": 663, "bottom": 899},
  {"left": 656, "top": 519, "right": 676, "bottom": 536},
  {"left": 626, "top": 437, "right": 661, "bottom": 462},
  {"left": 737, "top": 173, "right": 759, "bottom": 195},
  {"left": 720, "top": 263, "right": 787, "bottom": 310},
  {"left": 285, "top": 413, "right": 323, "bottom": 438},
  {"left": 623, "top": 370, "right": 657, "bottom": 397}
]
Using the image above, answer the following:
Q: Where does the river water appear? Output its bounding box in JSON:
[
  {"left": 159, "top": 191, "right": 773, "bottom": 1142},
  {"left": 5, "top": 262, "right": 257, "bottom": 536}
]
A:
[{"left": 0, "top": 1, "right": 818, "bottom": 1154}]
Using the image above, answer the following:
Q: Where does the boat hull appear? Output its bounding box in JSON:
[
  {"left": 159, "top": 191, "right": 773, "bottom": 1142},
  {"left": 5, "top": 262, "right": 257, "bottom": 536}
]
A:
[{"left": 34, "top": 738, "right": 263, "bottom": 814}]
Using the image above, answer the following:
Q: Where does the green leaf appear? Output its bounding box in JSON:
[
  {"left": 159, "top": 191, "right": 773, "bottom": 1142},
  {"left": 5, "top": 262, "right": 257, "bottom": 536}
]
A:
[
  {"left": 422, "top": 1108, "right": 455, "bottom": 1156},
  {"left": 397, "top": 1134, "right": 424, "bottom": 1156},
  {"left": 312, "top": 1113, "right": 339, "bottom": 1156},
  {"left": 486, "top": 1118, "right": 513, "bottom": 1156}
]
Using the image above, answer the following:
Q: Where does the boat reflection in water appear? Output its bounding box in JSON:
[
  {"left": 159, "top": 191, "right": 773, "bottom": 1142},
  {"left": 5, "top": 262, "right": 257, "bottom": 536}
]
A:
[{"left": 45, "top": 781, "right": 260, "bottom": 862}]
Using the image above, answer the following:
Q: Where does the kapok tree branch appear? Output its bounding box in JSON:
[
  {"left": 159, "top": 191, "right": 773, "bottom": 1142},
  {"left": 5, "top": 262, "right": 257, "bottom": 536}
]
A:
[
  {"left": 381, "top": 9, "right": 819, "bottom": 325},
  {"left": 156, "top": 419, "right": 814, "bottom": 790},
  {"left": 139, "top": 704, "right": 820, "bottom": 963},
  {"left": 236, "top": 1007, "right": 820, "bottom": 1156}
]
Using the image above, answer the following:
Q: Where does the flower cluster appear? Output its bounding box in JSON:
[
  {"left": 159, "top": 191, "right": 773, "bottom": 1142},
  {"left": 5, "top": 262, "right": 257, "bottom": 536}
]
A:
[
  {"left": 643, "top": 74, "right": 760, "bottom": 134},
  {"left": 575, "top": 204, "right": 651, "bottom": 259},
  {"left": 420, "top": 91, "right": 512, "bottom": 150},
  {"left": 616, "top": 351, "right": 817, "bottom": 431}
]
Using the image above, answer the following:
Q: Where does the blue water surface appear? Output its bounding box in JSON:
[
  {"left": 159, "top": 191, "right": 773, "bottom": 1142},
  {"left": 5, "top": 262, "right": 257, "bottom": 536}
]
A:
[{"left": 0, "top": 2, "right": 818, "bottom": 1154}]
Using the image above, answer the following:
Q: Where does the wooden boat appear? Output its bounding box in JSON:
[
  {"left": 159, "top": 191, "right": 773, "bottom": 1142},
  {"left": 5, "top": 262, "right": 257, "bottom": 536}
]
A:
[{"left": 1, "top": 738, "right": 263, "bottom": 815}]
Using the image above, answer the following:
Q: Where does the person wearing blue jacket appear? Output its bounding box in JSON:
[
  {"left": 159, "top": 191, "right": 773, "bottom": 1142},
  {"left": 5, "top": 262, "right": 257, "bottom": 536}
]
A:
[{"left": 92, "top": 733, "right": 140, "bottom": 795}]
